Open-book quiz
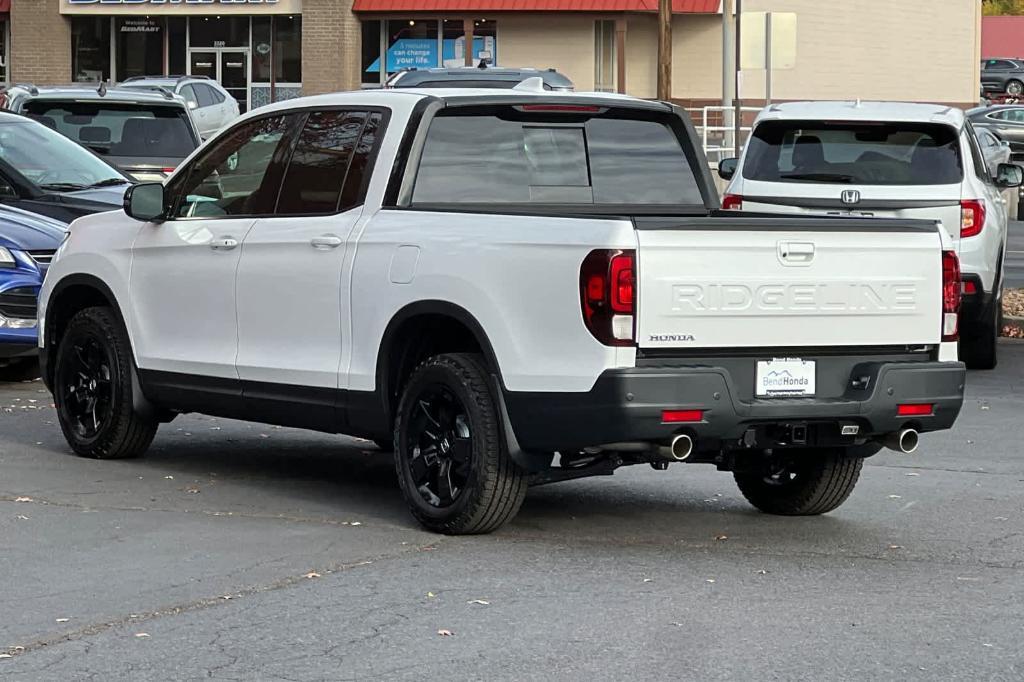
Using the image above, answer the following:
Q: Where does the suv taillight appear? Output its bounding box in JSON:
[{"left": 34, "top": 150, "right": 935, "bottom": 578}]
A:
[
  {"left": 961, "top": 199, "right": 985, "bottom": 238},
  {"left": 722, "top": 194, "right": 743, "bottom": 210},
  {"left": 942, "top": 250, "right": 961, "bottom": 342},
  {"left": 580, "top": 249, "right": 636, "bottom": 347}
]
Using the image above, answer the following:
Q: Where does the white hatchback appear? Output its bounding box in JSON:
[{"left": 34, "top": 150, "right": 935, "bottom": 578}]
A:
[
  {"left": 720, "top": 100, "right": 1024, "bottom": 369},
  {"left": 121, "top": 76, "right": 240, "bottom": 140}
]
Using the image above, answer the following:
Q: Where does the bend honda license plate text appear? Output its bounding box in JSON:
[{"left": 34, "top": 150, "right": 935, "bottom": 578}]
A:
[{"left": 756, "top": 358, "right": 816, "bottom": 397}]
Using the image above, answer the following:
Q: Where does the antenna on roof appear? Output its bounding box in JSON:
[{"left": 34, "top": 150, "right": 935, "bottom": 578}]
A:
[
  {"left": 477, "top": 58, "right": 491, "bottom": 69},
  {"left": 97, "top": 81, "right": 107, "bottom": 97},
  {"left": 512, "top": 77, "right": 545, "bottom": 93}
]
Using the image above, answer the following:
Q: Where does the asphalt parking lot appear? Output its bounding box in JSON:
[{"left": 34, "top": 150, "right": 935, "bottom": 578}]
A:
[{"left": 1, "top": 346, "right": 1023, "bottom": 681}]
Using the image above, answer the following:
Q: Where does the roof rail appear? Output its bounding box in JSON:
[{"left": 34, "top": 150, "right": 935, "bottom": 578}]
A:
[
  {"left": 122, "top": 76, "right": 143, "bottom": 83},
  {"left": 14, "top": 83, "right": 39, "bottom": 96},
  {"left": 97, "top": 81, "right": 107, "bottom": 97}
]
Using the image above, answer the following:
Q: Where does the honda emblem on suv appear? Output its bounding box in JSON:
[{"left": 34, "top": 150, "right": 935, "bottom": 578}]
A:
[{"left": 841, "top": 190, "right": 861, "bottom": 205}]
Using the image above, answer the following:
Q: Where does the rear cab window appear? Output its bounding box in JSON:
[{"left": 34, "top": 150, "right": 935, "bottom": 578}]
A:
[
  {"left": 409, "top": 105, "right": 705, "bottom": 210},
  {"left": 22, "top": 100, "right": 199, "bottom": 160},
  {"left": 742, "top": 120, "right": 963, "bottom": 186}
]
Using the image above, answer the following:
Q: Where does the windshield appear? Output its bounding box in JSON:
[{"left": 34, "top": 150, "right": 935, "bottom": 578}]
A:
[
  {"left": 411, "top": 107, "right": 703, "bottom": 207},
  {"left": 23, "top": 102, "right": 198, "bottom": 160},
  {"left": 742, "top": 120, "right": 963, "bottom": 186},
  {"left": 0, "top": 119, "right": 128, "bottom": 190}
]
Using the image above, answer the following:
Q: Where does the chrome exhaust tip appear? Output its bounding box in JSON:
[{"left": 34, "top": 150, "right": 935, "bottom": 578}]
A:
[
  {"left": 884, "top": 428, "right": 919, "bottom": 454},
  {"left": 669, "top": 434, "right": 694, "bottom": 461}
]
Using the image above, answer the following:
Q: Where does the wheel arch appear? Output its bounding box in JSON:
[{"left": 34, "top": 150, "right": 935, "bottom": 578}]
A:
[{"left": 372, "top": 300, "right": 503, "bottom": 431}]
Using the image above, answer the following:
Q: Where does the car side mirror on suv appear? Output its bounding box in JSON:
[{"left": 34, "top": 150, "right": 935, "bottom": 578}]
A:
[
  {"left": 995, "top": 162, "right": 1024, "bottom": 189},
  {"left": 124, "top": 182, "right": 166, "bottom": 222},
  {"left": 718, "top": 157, "right": 738, "bottom": 181}
]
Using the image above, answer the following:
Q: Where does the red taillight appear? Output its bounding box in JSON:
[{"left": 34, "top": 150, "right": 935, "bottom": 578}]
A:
[
  {"left": 722, "top": 193, "right": 743, "bottom": 210},
  {"left": 580, "top": 249, "right": 636, "bottom": 347},
  {"left": 897, "top": 403, "right": 934, "bottom": 417},
  {"left": 161, "top": 167, "right": 176, "bottom": 174},
  {"left": 942, "top": 250, "right": 961, "bottom": 342},
  {"left": 662, "top": 409, "right": 704, "bottom": 423},
  {"left": 961, "top": 199, "right": 985, "bottom": 238}
]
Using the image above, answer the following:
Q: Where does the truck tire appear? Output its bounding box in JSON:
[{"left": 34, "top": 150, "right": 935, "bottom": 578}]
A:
[
  {"left": 53, "top": 307, "right": 158, "bottom": 459},
  {"left": 734, "top": 449, "right": 863, "bottom": 516},
  {"left": 393, "top": 352, "right": 527, "bottom": 535},
  {"left": 961, "top": 290, "right": 1001, "bottom": 371}
]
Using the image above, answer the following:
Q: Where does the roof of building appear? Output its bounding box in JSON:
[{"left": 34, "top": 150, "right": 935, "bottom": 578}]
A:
[
  {"left": 353, "top": 0, "right": 718, "bottom": 13},
  {"left": 755, "top": 100, "right": 966, "bottom": 127}
]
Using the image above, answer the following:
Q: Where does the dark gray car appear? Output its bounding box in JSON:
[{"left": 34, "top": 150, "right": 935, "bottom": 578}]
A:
[
  {"left": 981, "top": 58, "right": 1024, "bottom": 97},
  {"left": 968, "top": 105, "right": 1024, "bottom": 156},
  {"left": 1, "top": 83, "right": 201, "bottom": 182},
  {"left": 385, "top": 65, "right": 574, "bottom": 91}
]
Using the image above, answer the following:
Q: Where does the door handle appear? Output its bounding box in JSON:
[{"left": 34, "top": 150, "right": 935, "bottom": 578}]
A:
[
  {"left": 778, "top": 241, "right": 815, "bottom": 265},
  {"left": 210, "top": 237, "right": 238, "bottom": 251},
  {"left": 311, "top": 235, "right": 343, "bottom": 249}
]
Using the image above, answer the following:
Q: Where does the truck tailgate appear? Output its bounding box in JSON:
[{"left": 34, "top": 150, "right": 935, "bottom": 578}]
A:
[{"left": 636, "top": 217, "right": 943, "bottom": 350}]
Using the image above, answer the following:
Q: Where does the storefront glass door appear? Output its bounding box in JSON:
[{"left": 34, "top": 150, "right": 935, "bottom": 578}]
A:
[{"left": 188, "top": 49, "right": 250, "bottom": 113}]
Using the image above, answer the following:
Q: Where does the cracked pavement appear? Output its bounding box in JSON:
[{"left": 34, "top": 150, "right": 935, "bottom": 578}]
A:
[{"left": 2, "top": 344, "right": 1024, "bottom": 680}]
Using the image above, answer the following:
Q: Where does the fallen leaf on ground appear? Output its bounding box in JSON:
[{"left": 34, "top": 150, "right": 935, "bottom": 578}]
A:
[
  {"left": 467, "top": 599, "right": 490, "bottom": 605},
  {"left": 642, "top": 578, "right": 653, "bottom": 583},
  {"left": 427, "top": 591, "right": 436, "bottom": 598},
  {"left": 437, "top": 629, "right": 453, "bottom": 637},
  {"left": 134, "top": 633, "right": 150, "bottom": 638},
  {"left": 14, "top": 497, "right": 32, "bottom": 503},
  {"left": 888, "top": 495, "right": 902, "bottom": 499},
  {"left": 715, "top": 535, "right": 728, "bottom": 541},
  {"left": 705, "top": 579, "right": 716, "bottom": 584},
  {"left": 186, "top": 488, "right": 200, "bottom": 494},
  {"left": 303, "top": 571, "right": 321, "bottom": 579},
  {"left": 15, "top": 515, "right": 28, "bottom": 521},
  {"left": 887, "top": 544, "right": 903, "bottom": 550},
  {"left": 756, "top": 569, "right": 768, "bottom": 575},
  {"left": 164, "top": 476, "right": 174, "bottom": 480},
  {"left": 905, "top": 472, "right": 920, "bottom": 477},
  {"left": 350, "top": 521, "right": 362, "bottom": 526},
  {"left": 0, "top": 653, "right": 12, "bottom": 659},
  {"left": 55, "top": 618, "right": 69, "bottom": 623}
]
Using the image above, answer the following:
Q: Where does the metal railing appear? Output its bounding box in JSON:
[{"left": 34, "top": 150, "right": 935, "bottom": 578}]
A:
[{"left": 684, "top": 106, "right": 763, "bottom": 164}]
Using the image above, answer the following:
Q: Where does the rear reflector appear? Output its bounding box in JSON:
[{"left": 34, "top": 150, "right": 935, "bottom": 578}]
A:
[
  {"left": 662, "top": 409, "right": 704, "bottom": 423},
  {"left": 897, "top": 403, "right": 934, "bottom": 417}
]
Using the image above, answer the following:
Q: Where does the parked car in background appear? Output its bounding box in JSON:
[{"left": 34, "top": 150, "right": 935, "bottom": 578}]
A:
[
  {"left": 121, "top": 75, "right": 240, "bottom": 140},
  {"left": 0, "top": 112, "right": 131, "bottom": 222},
  {"left": 0, "top": 205, "right": 66, "bottom": 380},
  {"left": 967, "top": 105, "right": 1024, "bottom": 157},
  {"left": 981, "top": 58, "right": 1024, "bottom": 97},
  {"left": 385, "top": 65, "right": 574, "bottom": 90},
  {"left": 718, "top": 101, "right": 1022, "bottom": 370},
  {"left": 1, "top": 83, "right": 201, "bottom": 182},
  {"left": 973, "top": 125, "right": 1013, "bottom": 170}
]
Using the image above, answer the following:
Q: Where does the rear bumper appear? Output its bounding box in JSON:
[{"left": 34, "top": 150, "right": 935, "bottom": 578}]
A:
[{"left": 503, "top": 360, "right": 966, "bottom": 453}]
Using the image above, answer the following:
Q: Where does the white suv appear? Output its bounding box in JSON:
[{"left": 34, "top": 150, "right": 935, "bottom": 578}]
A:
[
  {"left": 122, "top": 76, "right": 240, "bottom": 140},
  {"left": 720, "top": 101, "right": 1023, "bottom": 369}
]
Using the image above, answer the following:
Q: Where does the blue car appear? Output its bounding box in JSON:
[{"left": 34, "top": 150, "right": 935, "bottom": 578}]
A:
[{"left": 0, "top": 205, "right": 66, "bottom": 379}]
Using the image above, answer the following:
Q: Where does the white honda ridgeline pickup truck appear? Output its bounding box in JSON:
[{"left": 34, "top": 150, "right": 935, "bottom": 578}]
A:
[{"left": 37, "top": 87, "right": 966, "bottom": 534}]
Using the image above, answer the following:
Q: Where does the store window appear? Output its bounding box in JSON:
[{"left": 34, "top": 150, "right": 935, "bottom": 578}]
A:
[
  {"left": 116, "top": 17, "right": 163, "bottom": 81},
  {"left": 594, "top": 20, "right": 616, "bottom": 93},
  {"left": 251, "top": 16, "right": 302, "bottom": 85},
  {"left": 168, "top": 17, "right": 186, "bottom": 75},
  {"left": 0, "top": 18, "right": 8, "bottom": 84},
  {"left": 72, "top": 16, "right": 111, "bottom": 82},
  {"left": 188, "top": 16, "right": 249, "bottom": 48},
  {"left": 363, "top": 19, "right": 498, "bottom": 85}
]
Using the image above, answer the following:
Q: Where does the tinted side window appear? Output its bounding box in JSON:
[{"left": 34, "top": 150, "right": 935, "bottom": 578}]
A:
[
  {"left": 276, "top": 110, "right": 366, "bottom": 215},
  {"left": 208, "top": 86, "right": 226, "bottom": 104},
  {"left": 173, "top": 114, "right": 293, "bottom": 218},
  {"left": 340, "top": 112, "right": 383, "bottom": 211},
  {"left": 411, "top": 110, "right": 701, "bottom": 206},
  {"left": 196, "top": 84, "right": 216, "bottom": 108},
  {"left": 965, "top": 123, "right": 990, "bottom": 180},
  {"left": 179, "top": 84, "right": 199, "bottom": 108}
]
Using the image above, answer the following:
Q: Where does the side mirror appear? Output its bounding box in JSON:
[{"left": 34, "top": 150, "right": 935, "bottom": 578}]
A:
[
  {"left": 718, "top": 157, "right": 738, "bottom": 181},
  {"left": 124, "top": 182, "right": 166, "bottom": 222},
  {"left": 187, "top": 100, "right": 199, "bottom": 110},
  {"left": 996, "top": 162, "right": 1024, "bottom": 188}
]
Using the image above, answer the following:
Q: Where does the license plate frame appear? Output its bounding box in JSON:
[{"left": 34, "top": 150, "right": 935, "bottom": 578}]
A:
[{"left": 755, "top": 358, "right": 816, "bottom": 398}]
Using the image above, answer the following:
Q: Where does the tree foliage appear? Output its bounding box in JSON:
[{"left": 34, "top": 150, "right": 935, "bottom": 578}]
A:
[{"left": 984, "top": 0, "right": 1024, "bottom": 16}]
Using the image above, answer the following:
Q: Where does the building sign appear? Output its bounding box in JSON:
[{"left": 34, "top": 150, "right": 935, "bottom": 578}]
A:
[
  {"left": 120, "top": 18, "right": 161, "bottom": 32},
  {"left": 63, "top": 0, "right": 299, "bottom": 14}
]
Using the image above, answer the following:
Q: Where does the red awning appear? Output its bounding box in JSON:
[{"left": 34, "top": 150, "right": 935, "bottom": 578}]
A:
[
  {"left": 353, "top": 0, "right": 719, "bottom": 13},
  {"left": 0, "top": 0, "right": 10, "bottom": 13}
]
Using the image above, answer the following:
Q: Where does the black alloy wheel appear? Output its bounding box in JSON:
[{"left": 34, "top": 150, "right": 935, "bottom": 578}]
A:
[
  {"left": 405, "top": 386, "right": 473, "bottom": 508},
  {"left": 57, "top": 333, "right": 114, "bottom": 441}
]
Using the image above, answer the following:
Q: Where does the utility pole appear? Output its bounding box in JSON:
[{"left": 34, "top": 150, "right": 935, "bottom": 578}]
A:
[
  {"left": 657, "top": 0, "right": 672, "bottom": 100},
  {"left": 733, "top": 0, "right": 743, "bottom": 154},
  {"left": 721, "top": 0, "right": 735, "bottom": 152}
]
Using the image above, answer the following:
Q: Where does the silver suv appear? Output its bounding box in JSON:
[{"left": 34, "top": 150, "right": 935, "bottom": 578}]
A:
[
  {"left": 122, "top": 75, "right": 240, "bottom": 140},
  {"left": 1, "top": 83, "right": 201, "bottom": 182}
]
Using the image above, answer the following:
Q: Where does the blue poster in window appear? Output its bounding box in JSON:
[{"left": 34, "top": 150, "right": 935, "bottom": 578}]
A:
[{"left": 366, "top": 36, "right": 497, "bottom": 74}]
